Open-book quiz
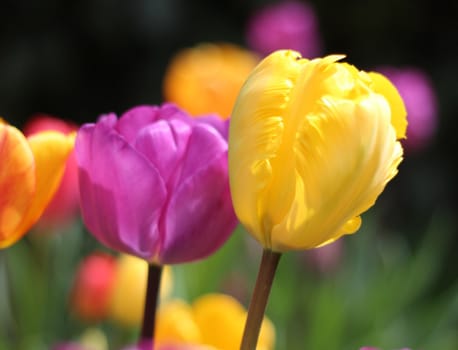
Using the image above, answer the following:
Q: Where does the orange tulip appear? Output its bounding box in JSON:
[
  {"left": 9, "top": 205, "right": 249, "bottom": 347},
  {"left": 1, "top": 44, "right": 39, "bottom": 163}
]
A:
[
  {"left": 0, "top": 119, "right": 74, "bottom": 248},
  {"left": 163, "top": 43, "right": 259, "bottom": 119}
]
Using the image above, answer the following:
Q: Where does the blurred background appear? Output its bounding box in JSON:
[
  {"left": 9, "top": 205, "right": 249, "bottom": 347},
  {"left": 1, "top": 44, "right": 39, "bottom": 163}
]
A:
[{"left": 0, "top": 0, "right": 457, "bottom": 349}]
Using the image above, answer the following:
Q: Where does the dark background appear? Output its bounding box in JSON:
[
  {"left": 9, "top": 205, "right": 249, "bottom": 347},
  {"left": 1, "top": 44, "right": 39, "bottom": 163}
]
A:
[{"left": 0, "top": 0, "right": 457, "bottom": 290}]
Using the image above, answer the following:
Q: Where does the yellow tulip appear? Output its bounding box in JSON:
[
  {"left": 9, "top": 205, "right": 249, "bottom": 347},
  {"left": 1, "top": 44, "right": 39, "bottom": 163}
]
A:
[
  {"left": 0, "top": 119, "right": 74, "bottom": 248},
  {"left": 192, "top": 294, "right": 274, "bottom": 350},
  {"left": 108, "top": 255, "right": 173, "bottom": 327},
  {"left": 154, "top": 294, "right": 274, "bottom": 350},
  {"left": 228, "top": 50, "right": 407, "bottom": 251},
  {"left": 163, "top": 43, "right": 259, "bottom": 118},
  {"left": 155, "top": 300, "right": 202, "bottom": 344}
]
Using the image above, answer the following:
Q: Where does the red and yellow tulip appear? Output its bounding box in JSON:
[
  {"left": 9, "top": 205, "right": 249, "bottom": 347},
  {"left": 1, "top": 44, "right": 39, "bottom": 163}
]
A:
[{"left": 0, "top": 119, "right": 74, "bottom": 248}]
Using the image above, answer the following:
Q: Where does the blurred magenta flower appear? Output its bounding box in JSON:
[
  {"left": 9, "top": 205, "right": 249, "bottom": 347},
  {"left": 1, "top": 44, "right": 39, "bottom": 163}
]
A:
[
  {"left": 23, "top": 114, "right": 80, "bottom": 228},
  {"left": 75, "top": 104, "right": 237, "bottom": 264},
  {"left": 246, "top": 1, "right": 322, "bottom": 58},
  {"left": 376, "top": 67, "right": 438, "bottom": 153}
]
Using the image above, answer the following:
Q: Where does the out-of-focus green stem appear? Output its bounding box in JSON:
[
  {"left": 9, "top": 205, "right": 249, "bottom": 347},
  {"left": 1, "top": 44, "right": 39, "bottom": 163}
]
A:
[{"left": 240, "top": 249, "right": 281, "bottom": 350}]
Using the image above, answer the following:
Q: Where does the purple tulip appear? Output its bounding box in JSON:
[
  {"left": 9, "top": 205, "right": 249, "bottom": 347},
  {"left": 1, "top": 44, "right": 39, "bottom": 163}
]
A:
[
  {"left": 246, "top": 1, "right": 322, "bottom": 58},
  {"left": 377, "top": 67, "right": 438, "bottom": 153},
  {"left": 75, "top": 104, "right": 237, "bottom": 264}
]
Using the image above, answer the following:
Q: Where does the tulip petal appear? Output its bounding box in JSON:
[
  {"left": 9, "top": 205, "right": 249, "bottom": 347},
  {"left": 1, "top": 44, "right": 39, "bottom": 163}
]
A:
[
  {"left": 134, "top": 119, "right": 192, "bottom": 187},
  {"left": 194, "top": 115, "right": 230, "bottom": 140},
  {"left": 4, "top": 131, "right": 74, "bottom": 246},
  {"left": 368, "top": 72, "right": 408, "bottom": 139},
  {"left": 192, "top": 294, "right": 246, "bottom": 350},
  {"left": 159, "top": 125, "right": 236, "bottom": 264},
  {"left": 0, "top": 123, "right": 35, "bottom": 248},
  {"left": 116, "top": 104, "right": 185, "bottom": 143},
  {"left": 156, "top": 300, "right": 202, "bottom": 344},
  {"left": 229, "top": 51, "right": 305, "bottom": 245},
  {"left": 76, "top": 118, "right": 167, "bottom": 260},
  {"left": 272, "top": 94, "right": 403, "bottom": 250}
]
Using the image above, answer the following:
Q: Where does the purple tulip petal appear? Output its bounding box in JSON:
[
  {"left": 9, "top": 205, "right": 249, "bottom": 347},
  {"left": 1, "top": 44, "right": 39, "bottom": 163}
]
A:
[
  {"left": 161, "top": 153, "right": 236, "bottom": 263},
  {"left": 160, "top": 125, "right": 237, "bottom": 264},
  {"left": 115, "top": 105, "right": 161, "bottom": 143},
  {"left": 76, "top": 117, "right": 167, "bottom": 260},
  {"left": 194, "top": 115, "right": 230, "bottom": 140},
  {"left": 134, "top": 119, "right": 192, "bottom": 187},
  {"left": 179, "top": 124, "right": 228, "bottom": 181},
  {"left": 115, "top": 104, "right": 187, "bottom": 143}
]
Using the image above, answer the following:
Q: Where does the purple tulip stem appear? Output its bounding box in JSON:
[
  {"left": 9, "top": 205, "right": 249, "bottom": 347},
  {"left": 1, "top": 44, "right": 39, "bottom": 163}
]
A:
[
  {"left": 140, "top": 263, "right": 163, "bottom": 344},
  {"left": 241, "top": 249, "right": 281, "bottom": 350}
]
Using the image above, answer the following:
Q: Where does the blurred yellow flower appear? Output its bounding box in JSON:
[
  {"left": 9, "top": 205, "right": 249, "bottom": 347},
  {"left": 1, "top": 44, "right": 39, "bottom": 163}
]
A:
[
  {"left": 228, "top": 50, "right": 407, "bottom": 252},
  {"left": 155, "top": 300, "right": 202, "bottom": 344},
  {"left": 108, "top": 255, "right": 173, "bottom": 327},
  {"left": 79, "top": 328, "right": 108, "bottom": 350},
  {"left": 155, "top": 294, "right": 274, "bottom": 350},
  {"left": 163, "top": 43, "right": 259, "bottom": 119},
  {"left": 0, "top": 119, "right": 74, "bottom": 248}
]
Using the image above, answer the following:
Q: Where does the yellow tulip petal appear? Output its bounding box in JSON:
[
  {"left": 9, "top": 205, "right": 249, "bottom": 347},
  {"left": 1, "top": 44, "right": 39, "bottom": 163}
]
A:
[
  {"left": 10, "top": 131, "right": 74, "bottom": 238},
  {"left": 272, "top": 94, "right": 402, "bottom": 250},
  {"left": 229, "top": 50, "right": 305, "bottom": 247},
  {"left": 109, "top": 254, "right": 148, "bottom": 327},
  {"left": 368, "top": 72, "right": 408, "bottom": 139},
  {"left": 257, "top": 316, "right": 275, "bottom": 350},
  {"left": 192, "top": 294, "right": 246, "bottom": 350},
  {"left": 192, "top": 294, "right": 274, "bottom": 350},
  {"left": 156, "top": 300, "right": 201, "bottom": 344},
  {"left": 0, "top": 122, "right": 35, "bottom": 248},
  {"left": 108, "top": 254, "right": 173, "bottom": 327}
]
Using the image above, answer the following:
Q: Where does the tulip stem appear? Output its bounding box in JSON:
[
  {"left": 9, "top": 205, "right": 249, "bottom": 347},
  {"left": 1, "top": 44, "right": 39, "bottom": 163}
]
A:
[
  {"left": 241, "top": 249, "right": 281, "bottom": 350},
  {"left": 140, "top": 263, "right": 163, "bottom": 343}
]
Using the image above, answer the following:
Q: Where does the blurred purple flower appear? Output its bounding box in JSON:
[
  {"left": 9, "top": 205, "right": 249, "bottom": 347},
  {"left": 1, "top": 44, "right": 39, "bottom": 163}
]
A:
[
  {"left": 75, "top": 104, "right": 237, "bottom": 264},
  {"left": 377, "top": 67, "right": 438, "bottom": 153},
  {"left": 246, "top": 1, "right": 322, "bottom": 58},
  {"left": 303, "top": 239, "right": 343, "bottom": 274}
]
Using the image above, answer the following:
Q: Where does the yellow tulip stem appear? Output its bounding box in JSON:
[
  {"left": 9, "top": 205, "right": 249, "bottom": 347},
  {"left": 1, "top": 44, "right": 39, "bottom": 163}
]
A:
[
  {"left": 140, "top": 263, "right": 163, "bottom": 343},
  {"left": 241, "top": 249, "right": 281, "bottom": 350}
]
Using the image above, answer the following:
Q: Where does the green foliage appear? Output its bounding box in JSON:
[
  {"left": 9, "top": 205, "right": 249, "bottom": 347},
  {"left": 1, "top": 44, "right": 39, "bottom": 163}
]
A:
[{"left": 0, "top": 213, "right": 457, "bottom": 350}]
